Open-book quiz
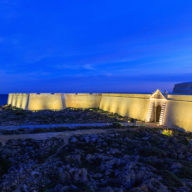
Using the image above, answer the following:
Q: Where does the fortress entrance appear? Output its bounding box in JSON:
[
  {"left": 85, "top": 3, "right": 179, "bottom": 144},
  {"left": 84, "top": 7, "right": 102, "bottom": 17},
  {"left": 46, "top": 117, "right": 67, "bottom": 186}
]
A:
[
  {"left": 146, "top": 89, "right": 167, "bottom": 125},
  {"left": 155, "top": 105, "right": 161, "bottom": 122}
]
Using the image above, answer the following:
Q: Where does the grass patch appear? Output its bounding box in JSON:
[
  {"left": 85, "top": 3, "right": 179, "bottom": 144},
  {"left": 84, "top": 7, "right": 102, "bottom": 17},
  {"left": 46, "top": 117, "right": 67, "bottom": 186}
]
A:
[{"left": 162, "top": 130, "right": 173, "bottom": 137}]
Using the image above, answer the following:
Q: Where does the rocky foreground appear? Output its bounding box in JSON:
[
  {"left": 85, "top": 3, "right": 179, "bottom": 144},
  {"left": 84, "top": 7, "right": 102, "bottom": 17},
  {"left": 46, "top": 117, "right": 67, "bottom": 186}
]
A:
[
  {"left": 1, "top": 127, "right": 192, "bottom": 191},
  {"left": 0, "top": 106, "right": 126, "bottom": 126}
]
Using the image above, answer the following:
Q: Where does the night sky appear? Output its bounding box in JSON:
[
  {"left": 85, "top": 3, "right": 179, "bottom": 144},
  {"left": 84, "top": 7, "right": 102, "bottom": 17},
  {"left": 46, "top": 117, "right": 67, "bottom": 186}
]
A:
[{"left": 0, "top": 0, "right": 192, "bottom": 93}]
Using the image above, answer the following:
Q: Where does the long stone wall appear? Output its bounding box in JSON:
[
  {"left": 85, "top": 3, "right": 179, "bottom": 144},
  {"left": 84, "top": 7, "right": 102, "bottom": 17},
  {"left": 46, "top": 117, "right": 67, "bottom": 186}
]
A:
[
  {"left": 99, "top": 93, "right": 151, "bottom": 121},
  {"left": 7, "top": 92, "right": 192, "bottom": 132},
  {"left": 8, "top": 93, "right": 102, "bottom": 110},
  {"left": 165, "top": 95, "right": 192, "bottom": 132},
  {"left": 64, "top": 93, "right": 102, "bottom": 108},
  {"left": 27, "top": 94, "right": 63, "bottom": 111},
  {"left": 7, "top": 93, "right": 13, "bottom": 105}
]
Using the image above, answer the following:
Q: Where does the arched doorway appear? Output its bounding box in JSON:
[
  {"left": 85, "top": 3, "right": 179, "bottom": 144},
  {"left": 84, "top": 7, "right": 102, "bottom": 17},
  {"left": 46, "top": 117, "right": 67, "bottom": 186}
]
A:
[
  {"left": 146, "top": 90, "right": 167, "bottom": 124},
  {"left": 155, "top": 105, "right": 161, "bottom": 122}
]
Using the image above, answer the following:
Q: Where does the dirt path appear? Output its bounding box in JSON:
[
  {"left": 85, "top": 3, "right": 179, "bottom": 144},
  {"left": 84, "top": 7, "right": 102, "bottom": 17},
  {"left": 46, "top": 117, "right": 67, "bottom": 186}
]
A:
[
  {"left": 0, "top": 122, "right": 163, "bottom": 131},
  {"left": 0, "top": 128, "right": 116, "bottom": 144},
  {"left": 0, "top": 123, "right": 115, "bottom": 131}
]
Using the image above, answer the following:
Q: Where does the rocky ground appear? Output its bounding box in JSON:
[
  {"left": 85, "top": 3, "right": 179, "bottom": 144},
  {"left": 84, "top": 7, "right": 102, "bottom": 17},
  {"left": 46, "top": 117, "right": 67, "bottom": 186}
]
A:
[
  {"left": 0, "top": 105, "right": 127, "bottom": 126},
  {"left": 1, "top": 127, "right": 192, "bottom": 192}
]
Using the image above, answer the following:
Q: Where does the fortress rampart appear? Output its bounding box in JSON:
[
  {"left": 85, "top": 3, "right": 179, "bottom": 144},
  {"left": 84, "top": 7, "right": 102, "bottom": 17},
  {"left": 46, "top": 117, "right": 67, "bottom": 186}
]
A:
[
  {"left": 165, "top": 95, "right": 192, "bottom": 132},
  {"left": 8, "top": 93, "right": 102, "bottom": 110},
  {"left": 99, "top": 93, "right": 151, "bottom": 121},
  {"left": 7, "top": 91, "right": 192, "bottom": 132}
]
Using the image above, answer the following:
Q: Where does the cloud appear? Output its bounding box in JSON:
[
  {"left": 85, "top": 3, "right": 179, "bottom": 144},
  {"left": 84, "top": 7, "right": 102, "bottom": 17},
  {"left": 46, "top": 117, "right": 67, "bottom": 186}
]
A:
[
  {"left": 55, "top": 63, "right": 96, "bottom": 71},
  {"left": 82, "top": 64, "right": 95, "bottom": 70},
  {"left": 0, "top": 0, "right": 20, "bottom": 20},
  {"left": 0, "top": 37, "right": 4, "bottom": 43}
]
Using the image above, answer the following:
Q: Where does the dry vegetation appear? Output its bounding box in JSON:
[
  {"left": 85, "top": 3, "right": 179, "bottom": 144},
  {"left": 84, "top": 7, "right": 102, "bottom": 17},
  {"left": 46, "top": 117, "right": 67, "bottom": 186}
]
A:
[
  {"left": 0, "top": 105, "right": 127, "bottom": 126},
  {"left": 0, "top": 127, "right": 192, "bottom": 191}
]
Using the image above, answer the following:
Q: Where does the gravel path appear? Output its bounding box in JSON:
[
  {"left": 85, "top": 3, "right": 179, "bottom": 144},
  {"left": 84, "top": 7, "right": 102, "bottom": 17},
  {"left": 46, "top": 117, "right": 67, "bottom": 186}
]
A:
[
  {"left": 0, "top": 122, "right": 162, "bottom": 131},
  {"left": 0, "top": 123, "right": 117, "bottom": 131},
  {"left": 0, "top": 128, "right": 116, "bottom": 144}
]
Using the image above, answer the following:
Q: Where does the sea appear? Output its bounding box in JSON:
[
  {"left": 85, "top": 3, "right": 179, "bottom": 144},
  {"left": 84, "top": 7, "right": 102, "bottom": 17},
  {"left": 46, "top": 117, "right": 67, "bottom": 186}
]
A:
[{"left": 0, "top": 94, "right": 8, "bottom": 106}]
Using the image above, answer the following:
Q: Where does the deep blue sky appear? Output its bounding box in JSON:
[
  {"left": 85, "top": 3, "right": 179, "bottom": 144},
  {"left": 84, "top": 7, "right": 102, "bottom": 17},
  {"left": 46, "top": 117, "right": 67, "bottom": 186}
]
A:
[{"left": 0, "top": 0, "right": 192, "bottom": 93}]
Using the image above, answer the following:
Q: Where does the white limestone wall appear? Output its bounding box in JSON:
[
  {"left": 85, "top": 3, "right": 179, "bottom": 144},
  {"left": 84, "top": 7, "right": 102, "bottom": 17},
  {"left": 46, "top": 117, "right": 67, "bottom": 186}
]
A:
[
  {"left": 64, "top": 93, "right": 102, "bottom": 109},
  {"left": 7, "top": 93, "right": 13, "bottom": 105},
  {"left": 7, "top": 92, "right": 192, "bottom": 132},
  {"left": 8, "top": 93, "right": 102, "bottom": 111},
  {"left": 165, "top": 95, "right": 192, "bottom": 132},
  {"left": 99, "top": 93, "right": 151, "bottom": 121}
]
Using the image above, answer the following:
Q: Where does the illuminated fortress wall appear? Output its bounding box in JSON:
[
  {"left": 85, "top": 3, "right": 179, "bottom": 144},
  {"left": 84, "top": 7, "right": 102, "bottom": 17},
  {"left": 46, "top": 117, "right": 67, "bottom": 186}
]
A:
[
  {"left": 12, "top": 94, "right": 17, "bottom": 106},
  {"left": 9, "top": 93, "right": 24, "bottom": 109},
  {"left": 7, "top": 92, "right": 192, "bottom": 132},
  {"left": 8, "top": 93, "right": 150, "bottom": 121},
  {"left": 8, "top": 92, "right": 151, "bottom": 121},
  {"left": 27, "top": 94, "right": 64, "bottom": 111},
  {"left": 7, "top": 93, "right": 13, "bottom": 105},
  {"left": 21, "top": 94, "right": 29, "bottom": 110},
  {"left": 99, "top": 93, "right": 151, "bottom": 121},
  {"left": 9, "top": 93, "right": 63, "bottom": 110},
  {"left": 165, "top": 95, "right": 192, "bottom": 132},
  {"left": 8, "top": 93, "right": 102, "bottom": 111},
  {"left": 64, "top": 94, "right": 102, "bottom": 108},
  {"left": 16, "top": 94, "right": 23, "bottom": 108}
]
